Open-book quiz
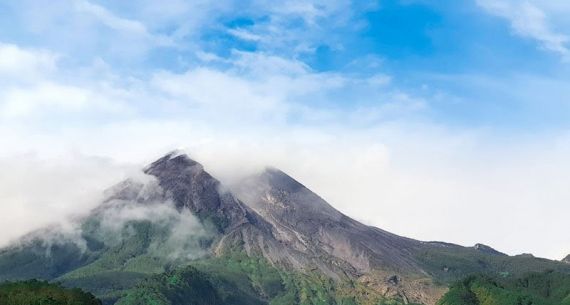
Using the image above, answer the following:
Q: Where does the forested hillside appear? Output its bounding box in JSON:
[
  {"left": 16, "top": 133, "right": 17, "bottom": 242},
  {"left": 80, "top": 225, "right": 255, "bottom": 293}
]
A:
[
  {"left": 438, "top": 271, "right": 570, "bottom": 305},
  {"left": 0, "top": 279, "right": 101, "bottom": 305}
]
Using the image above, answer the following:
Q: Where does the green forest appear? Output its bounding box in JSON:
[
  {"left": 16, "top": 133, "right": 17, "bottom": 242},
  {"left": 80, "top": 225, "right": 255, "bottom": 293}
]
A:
[
  {"left": 1, "top": 269, "right": 570, "bottom": 305},
  {"left": 0, "top": 279, "right": 101, "bottom": 305},
  {"left": 438, "top": 271, "right": 570, "bottom": 305}
]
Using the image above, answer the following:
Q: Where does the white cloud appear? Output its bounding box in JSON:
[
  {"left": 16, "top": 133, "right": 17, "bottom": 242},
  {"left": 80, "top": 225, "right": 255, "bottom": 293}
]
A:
[
  {"left": 143, "top": 51, "right": 416, "bottom": 127},
  {"left": 74, "top": 0, "right": 173, "bottom": 47},
  {"left": 95, "top": 199, "right": 212, "bottom": 260},
  {"left": 271, "top": 0, "right": 364, "bottom": 26},
  {"left": 0, "top": 43, "right": 57, "bottom": 81},
  {"left": 0, "top": 0, "right": 377, "bottom": 68},
  {"left": 0, "top": 0, "right": 176, "bottom": 63},
  {"left": 0, "top": 153, "right": 135, "bottom": 248},
  {"left": 0, "top": 43, "right": 135, "bottom": 119},
  {"left": 230, "top": 51, "right": 311, "bottom": 76},
  {"left": 0, "top": 45, "right": 88, "bottom": 118},
  {"left": 477, "top": 0, "right": 570, "bottom": 60},
  {"left": 1, "top": 82, "right": 90, "bottom": 118},
  {"left": 227, "top": 28, "right": 263, "bottom": 41},
  {"left": 195, "top": 51, "right": 227, "bottom": 63},
  {"left": 75, "top": 0, "right": 147, "bottom": 35}
]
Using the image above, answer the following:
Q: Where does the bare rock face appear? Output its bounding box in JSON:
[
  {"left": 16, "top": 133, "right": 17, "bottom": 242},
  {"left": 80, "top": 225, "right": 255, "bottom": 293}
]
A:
[
  {"left": 563, "top": 255, "right": 570, "bottom": 264},
  {"left": 233, "top": 168, "right": 425, "bottom": 277}
]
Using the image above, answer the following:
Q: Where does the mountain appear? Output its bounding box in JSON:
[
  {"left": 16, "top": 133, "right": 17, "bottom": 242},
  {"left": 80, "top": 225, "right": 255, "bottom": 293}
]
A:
[
  {"left": 564, "top": 255, "right": 570, "bottom": 264},
  {"left": 0, "top": 152, "right": 568, "bottom": 305}
]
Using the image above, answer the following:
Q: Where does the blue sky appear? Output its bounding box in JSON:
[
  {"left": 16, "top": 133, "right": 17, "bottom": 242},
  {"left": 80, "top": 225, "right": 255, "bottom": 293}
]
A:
[
  {"left": 1, "top": 0, "right": 569, "bottom": 130},
  {"left": 0, "top": 0, "right": 569, "bottom": 259}
]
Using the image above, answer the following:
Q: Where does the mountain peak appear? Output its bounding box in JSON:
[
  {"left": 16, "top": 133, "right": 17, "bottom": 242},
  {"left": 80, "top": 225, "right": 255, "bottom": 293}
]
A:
[
  {"left": 235, "top": 167, "right": 344, "bottom": 221},
  {"left": 144, "top": 151, "right": 201, "bottom": 175},
  {"left": 473, "top": 243, "right": 506, "bottom": 256},
  {"left": 563, "top": 254, "right": 570, "bottom": 264},
  {"left": 259, "top": 167, "right": 306, "bottom": 193},
  {"left": 142, "top": 151, "right": 253, "bottom": 232}
]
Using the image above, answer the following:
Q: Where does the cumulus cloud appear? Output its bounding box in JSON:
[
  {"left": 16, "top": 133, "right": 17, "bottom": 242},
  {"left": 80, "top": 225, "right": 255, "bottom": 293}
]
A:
[
  {"left": 0, "top": 153, "right": 136, "bottom": 248},
  {"left": 8, "top": 169, "right": 212, "bottom": 262},
  {"left": 0, "top": 43, "right": 57, "bottom": 81},
  {"left": 1, "top": 83, "right": 90, "bottom": 118},
  {"left": 0, "top": 44, "right": 133, "bottom": 120}
]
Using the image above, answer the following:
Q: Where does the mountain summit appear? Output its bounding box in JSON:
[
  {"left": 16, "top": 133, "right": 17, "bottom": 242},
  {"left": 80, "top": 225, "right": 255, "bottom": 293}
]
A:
[
  {"left": 143, "top": 152, "right": 255, "bottom": 232},
  {"left": 0, "top": 152, "right": 568, "bottom": 305}
]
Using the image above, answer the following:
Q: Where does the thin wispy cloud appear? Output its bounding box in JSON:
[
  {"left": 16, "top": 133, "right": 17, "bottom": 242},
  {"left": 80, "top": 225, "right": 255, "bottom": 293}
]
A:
[{"left": 477, "top": 0, "right": 570, "bottom": 61}]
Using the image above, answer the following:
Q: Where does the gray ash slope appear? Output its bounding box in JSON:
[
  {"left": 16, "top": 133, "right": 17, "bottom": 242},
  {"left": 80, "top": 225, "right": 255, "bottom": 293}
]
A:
[
  {"left": 0, "top": 152, "right": 568, "bottom": 304},
  {"left": 232, "top": 167, "right": 426, "bottom": 276}
]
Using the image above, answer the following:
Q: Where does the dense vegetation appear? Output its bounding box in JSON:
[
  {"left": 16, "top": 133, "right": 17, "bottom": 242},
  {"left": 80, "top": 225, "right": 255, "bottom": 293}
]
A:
[
  {"left": 437, "top": 271, "right": 570, "bottom": 305},
  {"left": 0, "top": 279, "right": 101, "bottom": 305},
  {"left": 116, "top": 254, "right": 411, "bottom": 305},
  {"left": 3, "top": 270, "right": 569, "bottom": 305},
  {"left": 415, "top": 244, "right": 570, "bottom": 284},
  {"left": 115, "top": 266, "right": 221, "bottom": 305}
]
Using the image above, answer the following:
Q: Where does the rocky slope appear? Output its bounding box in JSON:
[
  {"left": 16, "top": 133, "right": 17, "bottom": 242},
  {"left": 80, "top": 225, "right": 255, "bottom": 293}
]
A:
[{"left": 233, "top": 168, "right": 424, "bottom": 275}]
